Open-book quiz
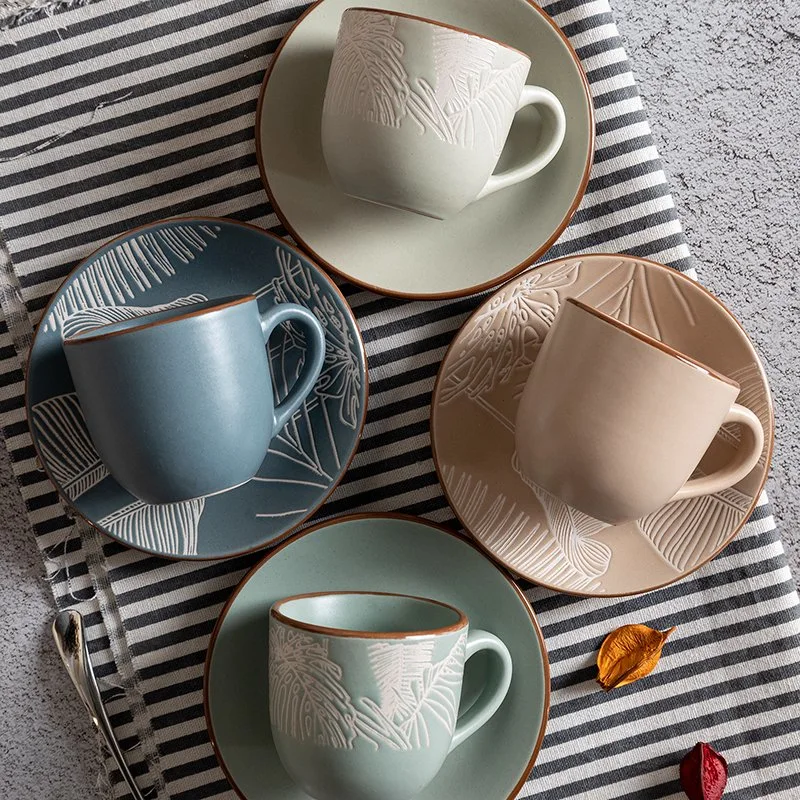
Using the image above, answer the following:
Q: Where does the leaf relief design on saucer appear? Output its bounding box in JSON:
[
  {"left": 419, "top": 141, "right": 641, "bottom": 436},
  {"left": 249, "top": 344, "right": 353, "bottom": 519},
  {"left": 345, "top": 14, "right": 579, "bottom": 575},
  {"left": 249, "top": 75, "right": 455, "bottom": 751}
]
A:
[
  {"left": 269, "top": 624, "right": 466, "bottom": 750},
  {"left": 435, "top": 257, "right": 769, "bottom": 592},
  {"left": 30, "top": 222, "right": 364, "bottom": 557}
]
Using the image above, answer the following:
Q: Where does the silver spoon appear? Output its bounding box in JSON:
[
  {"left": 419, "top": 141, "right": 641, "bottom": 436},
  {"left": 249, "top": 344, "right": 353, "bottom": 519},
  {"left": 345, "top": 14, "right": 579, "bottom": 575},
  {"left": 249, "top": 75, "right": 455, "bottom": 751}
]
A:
[{"left": 52, "top": 609, "right": 147, "bottom": 800}]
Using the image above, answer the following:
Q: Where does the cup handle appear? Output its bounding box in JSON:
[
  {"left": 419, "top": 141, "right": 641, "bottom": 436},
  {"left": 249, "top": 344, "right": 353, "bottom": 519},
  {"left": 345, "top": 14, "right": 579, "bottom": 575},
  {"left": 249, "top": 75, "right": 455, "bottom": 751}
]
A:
[
  {"left": 448, "top": 629, "right": 513, "bottom": 753},
  {"left": 475, "top": 86, "right": 566, "bottom": 201},
  {"left": 670, "top": 403, "right": 765, "bottom": 502},
  {"left": 259, "top": 303, "right": 326, "bottom": 432}
]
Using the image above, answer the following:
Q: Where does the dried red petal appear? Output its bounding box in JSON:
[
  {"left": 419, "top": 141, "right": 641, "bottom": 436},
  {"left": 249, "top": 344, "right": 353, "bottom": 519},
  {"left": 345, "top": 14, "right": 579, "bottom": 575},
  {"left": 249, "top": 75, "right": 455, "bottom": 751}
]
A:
[{"left": 680, "top": 742, "right": 728, "bottom": 800}]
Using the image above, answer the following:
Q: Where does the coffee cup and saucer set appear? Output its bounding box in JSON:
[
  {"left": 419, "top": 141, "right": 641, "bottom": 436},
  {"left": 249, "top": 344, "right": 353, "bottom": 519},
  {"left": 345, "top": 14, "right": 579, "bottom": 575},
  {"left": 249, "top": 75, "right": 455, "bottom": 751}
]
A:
[{"left": 23, "top": 0, "right": 773, "bottom": 799}]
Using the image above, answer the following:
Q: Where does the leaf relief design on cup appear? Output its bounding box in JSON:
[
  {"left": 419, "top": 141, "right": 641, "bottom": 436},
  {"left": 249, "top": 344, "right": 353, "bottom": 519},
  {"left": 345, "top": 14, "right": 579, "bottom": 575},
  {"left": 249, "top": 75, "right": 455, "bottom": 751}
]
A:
[
  {"left": 409, "top": 29, "right": 529, "bottom": 154},
  {"left": 324, "top": 11, "right": 529, "bottom": 154},
  {"left": 269, "top": 624, "right": 466, "bottom": 750},
  {"left": 323, "top": 10, "right": 410, "bottom": 127}
]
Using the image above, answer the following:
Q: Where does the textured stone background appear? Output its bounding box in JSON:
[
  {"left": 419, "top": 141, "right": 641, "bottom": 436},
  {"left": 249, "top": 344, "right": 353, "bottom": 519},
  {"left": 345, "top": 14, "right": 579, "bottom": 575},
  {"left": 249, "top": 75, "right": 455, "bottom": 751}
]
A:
[
  {"left": 0, "top": 1, "right": 797, "bottom": 799},
  {"left": 614, "top": 0, "right": 799, "bottom": 561}
]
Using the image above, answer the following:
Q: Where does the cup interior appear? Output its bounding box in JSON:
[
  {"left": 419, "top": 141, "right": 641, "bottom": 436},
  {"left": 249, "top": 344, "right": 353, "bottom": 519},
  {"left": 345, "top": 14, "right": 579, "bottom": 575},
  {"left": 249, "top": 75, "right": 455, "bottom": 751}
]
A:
[
  {"left": 64, "top": 294, "right": 253, "bottom": 344},
  {"left": 272, "top": 591, "right": 467, "bottom": 637}
]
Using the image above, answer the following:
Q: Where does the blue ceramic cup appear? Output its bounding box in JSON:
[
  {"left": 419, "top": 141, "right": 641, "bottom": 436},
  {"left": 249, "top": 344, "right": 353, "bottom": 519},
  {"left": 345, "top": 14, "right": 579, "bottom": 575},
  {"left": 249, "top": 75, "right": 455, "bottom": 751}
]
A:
[
  {"left": 63, "top": 295, "right": 326, "bottom": 505},
  {"left": 269, "top": 591, "right": 513, "bottom": 800}
]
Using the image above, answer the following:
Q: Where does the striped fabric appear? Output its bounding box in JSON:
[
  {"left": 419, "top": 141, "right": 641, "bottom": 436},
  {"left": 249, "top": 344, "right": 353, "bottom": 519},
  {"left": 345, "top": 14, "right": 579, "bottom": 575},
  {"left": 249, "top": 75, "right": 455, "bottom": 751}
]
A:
[{"left": 1, "top": 1, "right": 798, "bottom": 798}]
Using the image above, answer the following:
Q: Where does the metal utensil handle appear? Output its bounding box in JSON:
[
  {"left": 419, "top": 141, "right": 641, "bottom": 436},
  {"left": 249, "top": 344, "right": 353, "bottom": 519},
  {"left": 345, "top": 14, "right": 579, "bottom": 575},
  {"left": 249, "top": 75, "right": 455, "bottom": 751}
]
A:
[{"left": 52, "top": 610, "right": 147, "bottom": 800}]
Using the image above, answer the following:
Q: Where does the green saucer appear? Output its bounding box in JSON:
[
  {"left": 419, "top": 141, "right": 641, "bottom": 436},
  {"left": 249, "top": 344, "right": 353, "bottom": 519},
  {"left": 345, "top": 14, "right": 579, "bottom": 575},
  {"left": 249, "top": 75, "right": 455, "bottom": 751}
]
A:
[{"left": 205, "top": 514, "right": 550, "bottom": 799}]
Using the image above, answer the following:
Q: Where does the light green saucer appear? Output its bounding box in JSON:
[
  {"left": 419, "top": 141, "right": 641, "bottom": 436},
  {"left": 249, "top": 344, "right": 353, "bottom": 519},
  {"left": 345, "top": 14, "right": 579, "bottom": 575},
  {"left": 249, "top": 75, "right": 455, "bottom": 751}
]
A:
[
  {"left": 204, "top": 514, "right": 550, "bottom": 799},
  {"left": 256, "top": 0, "right": 593, "bottom": 298}
]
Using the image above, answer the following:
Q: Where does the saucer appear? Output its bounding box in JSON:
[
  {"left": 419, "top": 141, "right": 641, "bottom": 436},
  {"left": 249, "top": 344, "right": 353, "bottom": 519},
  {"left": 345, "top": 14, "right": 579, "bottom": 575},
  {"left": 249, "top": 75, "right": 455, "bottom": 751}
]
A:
[
  {"left": 431, "top": 255, "right": 774, "bottom": 596},
  {"left": 256, "top": 0, "right": 593, "bottom": 298},
  {"left": 26, "top": 218, "right": 367, "bottom": 560},
  {"left": 205, "top": 514, "right": 549, "bottom": 799}
]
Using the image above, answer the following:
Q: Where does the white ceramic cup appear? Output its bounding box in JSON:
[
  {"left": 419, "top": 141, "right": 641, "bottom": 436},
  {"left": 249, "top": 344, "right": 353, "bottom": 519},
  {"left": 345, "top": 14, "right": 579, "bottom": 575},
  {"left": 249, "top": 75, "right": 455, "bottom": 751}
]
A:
[
  {"left": 321, "top": 7, "right": 567, "bottom": 220},
  {"left": 515, "top": 298, "right": 766, "bottom": 525}
]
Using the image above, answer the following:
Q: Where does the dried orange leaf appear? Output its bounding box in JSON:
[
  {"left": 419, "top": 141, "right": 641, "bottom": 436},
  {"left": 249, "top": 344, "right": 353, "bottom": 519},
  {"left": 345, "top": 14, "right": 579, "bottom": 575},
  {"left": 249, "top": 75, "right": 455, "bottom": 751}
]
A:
[{"left": 596, "top": 623, "right": 676, "bottom": 690}]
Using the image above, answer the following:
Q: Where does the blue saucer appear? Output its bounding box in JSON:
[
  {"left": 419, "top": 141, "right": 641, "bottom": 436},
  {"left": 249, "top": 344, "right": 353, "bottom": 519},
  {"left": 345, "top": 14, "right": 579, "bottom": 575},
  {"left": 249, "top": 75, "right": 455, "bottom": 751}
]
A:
[{"left": 26, "top": 218, "right": 367, "bottom": 559}]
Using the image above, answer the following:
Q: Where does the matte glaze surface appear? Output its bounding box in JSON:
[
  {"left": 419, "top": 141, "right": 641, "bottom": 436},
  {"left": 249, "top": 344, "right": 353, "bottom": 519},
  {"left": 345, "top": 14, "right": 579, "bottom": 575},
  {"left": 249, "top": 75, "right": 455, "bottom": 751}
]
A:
[
  {"left": 515, "top": 298, "right": 764, "bottom": 524},
  {"left": 205, "top": 515, "right": 549, "bottom": 800},
  {"left": 26, "top": 218, "right": 367, "bottom": 559},
  {"left": 322, "top": 9, "right": 564, "bottom": 220},
  {"left": 63, "top": 296, "right": 325, "bottom": 505},
  {"left": 257, "top": 0, "right": 593, "bottom": 297},
  {"left": 269, "top": 591, "right": 511, "bottom": 800},
  {"left": 431, "top": 255, "right": 774, "bottom": 595}
]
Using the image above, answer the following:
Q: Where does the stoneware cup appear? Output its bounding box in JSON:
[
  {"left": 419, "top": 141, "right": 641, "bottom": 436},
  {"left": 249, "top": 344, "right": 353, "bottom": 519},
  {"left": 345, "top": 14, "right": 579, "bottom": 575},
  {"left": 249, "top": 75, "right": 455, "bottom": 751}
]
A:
[
  {"left": 63, "top": 295, "right": 326, "bottom": 505},
  {"left": 515, "top": 298, "right": 765, "bottom": 525},
  {"left": 268, "top": 591, "right": 513, "bottom": 800},
  {"left": 321, "top": 7, "right": 566, "bottom": 220}
]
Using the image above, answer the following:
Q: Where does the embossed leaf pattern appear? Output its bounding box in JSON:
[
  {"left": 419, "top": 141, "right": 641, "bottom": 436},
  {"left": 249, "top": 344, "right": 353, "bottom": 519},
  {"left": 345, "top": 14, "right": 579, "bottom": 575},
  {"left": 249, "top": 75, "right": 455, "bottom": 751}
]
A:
[
  {"left": 99, "top": 499, "right": 205, "bottom": 557},
  {"left": 270, "top": 246, "right": 362, "bottom": 430},
  {"left": 443, "top": 57, "right": 530, "bottom": 153},
  {"left": 43, "top": 223, "right": 220, "bottom": 333},
  {"left": 30, "top": 393, "right": 108, "bottom": 501},
  {"left": 434, "top": 257, "right": 766, "bottom": 593},
  {"left": 60, "top": 294, "right": 208, "bottom": 341},
  {"left": 270, "top": 627, "right": 465, "bottom": 751},
  {"left": 438, "top": 263, "right": 580, "bottom": 406},
  {"left": 408, "top": 30, "right": 529, "bottom": 152},
  {"left": 325, "top": 13, "right": 529, "bottom": 154},
  {"left": 393, "top": 633, "right": 466, "bottom": 747},
  {"left": 638, "top": 484, "right": 752, "bottom": 571},
  {"left": 323, "top": 10, "right": 410, "bottom": 127},
  {"left": 368, "top": 640, "right": 435, "bottom": 721},
  {"left": 431, "top": 29, "right": 496, "bottom": 110},
  {"left": 269, "top": 625, "right": 360, "bottom": 748}
]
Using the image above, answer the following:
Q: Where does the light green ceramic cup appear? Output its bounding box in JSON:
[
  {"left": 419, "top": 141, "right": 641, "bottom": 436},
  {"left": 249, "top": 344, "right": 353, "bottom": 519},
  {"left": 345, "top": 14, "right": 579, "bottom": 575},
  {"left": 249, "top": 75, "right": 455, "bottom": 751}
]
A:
[
  {"left": 268, "top": 591, "right": 513, "bottom": 800},
  {"left": 322, "top": 8, "right": 567, "bottom": 220}
]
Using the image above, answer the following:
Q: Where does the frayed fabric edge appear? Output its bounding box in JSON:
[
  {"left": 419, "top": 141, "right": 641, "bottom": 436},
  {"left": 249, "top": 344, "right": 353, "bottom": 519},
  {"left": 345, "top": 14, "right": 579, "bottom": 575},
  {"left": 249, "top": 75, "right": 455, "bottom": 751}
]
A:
[{"left": 0, "top": 0, "right": 99, "bottom": 31}]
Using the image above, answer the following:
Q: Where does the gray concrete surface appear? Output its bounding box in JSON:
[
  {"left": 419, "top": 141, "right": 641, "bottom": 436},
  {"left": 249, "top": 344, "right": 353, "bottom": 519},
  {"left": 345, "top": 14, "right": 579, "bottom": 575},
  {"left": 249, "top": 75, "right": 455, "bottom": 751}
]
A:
[
  {"left": 0, "top": 2, "right": 797, "bottom": 799},
  {"left": 0, "top": 441, "right": 102, "bottom": 798},
  {"left": 614, "top": 0, "right": 800, "bottom": 561}
]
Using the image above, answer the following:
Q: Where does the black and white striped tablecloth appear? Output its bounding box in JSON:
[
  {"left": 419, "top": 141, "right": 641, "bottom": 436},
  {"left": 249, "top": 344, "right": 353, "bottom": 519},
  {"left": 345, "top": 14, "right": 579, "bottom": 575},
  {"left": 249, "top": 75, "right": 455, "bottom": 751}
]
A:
[{"left": 2, "top": 1, "right": 799, "bottom": 798}]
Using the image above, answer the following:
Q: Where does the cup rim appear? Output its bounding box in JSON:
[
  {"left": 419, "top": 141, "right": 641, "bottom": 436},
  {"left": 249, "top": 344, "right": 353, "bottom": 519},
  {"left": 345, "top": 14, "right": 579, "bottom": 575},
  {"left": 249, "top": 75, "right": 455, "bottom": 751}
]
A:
[
  {"left": 62, "top": 294, "right": 254, "bottom": 346},
  {"left": 271, "top": 590, "right": 469, "bottom": 639},
  {"left": 345, "top": 6, "right": 531, "bottom": 62},
  {"left": 565, "top": 297, "right": 740, "bottom": 389}
]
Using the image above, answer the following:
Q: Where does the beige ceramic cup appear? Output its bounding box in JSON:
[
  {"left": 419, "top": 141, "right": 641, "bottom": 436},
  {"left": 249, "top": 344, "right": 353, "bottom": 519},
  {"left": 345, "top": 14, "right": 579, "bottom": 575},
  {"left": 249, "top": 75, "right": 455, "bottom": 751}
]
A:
[{"left": 515, "top": 298, "right": 765, "bottom": 525}]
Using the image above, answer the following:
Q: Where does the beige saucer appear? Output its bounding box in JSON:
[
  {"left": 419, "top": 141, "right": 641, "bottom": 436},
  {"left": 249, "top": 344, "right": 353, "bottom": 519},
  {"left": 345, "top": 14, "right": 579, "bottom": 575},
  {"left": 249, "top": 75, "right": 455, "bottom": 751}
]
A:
[{"left": 431, "top": 254, "right": 774, "bottom": 596}]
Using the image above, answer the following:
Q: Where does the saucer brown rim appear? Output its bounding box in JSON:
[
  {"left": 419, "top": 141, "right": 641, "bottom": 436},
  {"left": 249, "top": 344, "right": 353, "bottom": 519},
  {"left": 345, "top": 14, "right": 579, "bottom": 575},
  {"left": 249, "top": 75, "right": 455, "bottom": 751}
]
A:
[
  {"left": 346, "top": 7, "right": 531, "bottom": 60},
  {"left": 430, "top": 253, "right": 775, "bottom": 598},
  {"left": 63, "top": 295, "right": 254, "bottom": 345},
  {"left": 23, "top": 216, "right": 369, "bottom": 563},
  {"left": 271, "top": 589, "right": 469, "bottom": 638},
  {"left": 255, "top": 0, "right": 595, "bottom": 300},
  {"left": 565, "top": 297, "right": 740, "bottom": 389},
  {"left": 203, "top": 512, "right": 551, "bottom": 800}
]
